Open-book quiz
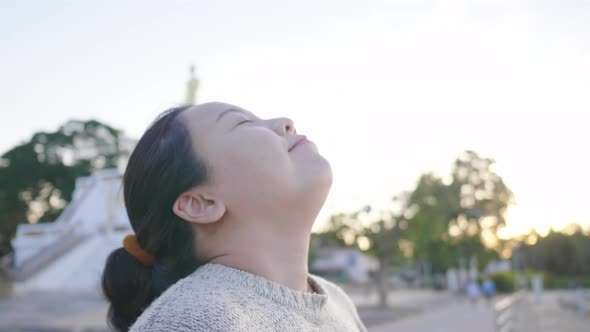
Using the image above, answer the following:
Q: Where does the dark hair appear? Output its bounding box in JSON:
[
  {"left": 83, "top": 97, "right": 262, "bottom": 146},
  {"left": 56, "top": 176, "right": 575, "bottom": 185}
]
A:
[{"left": 101, "top": 105, "right": 210, "bottom": 332}]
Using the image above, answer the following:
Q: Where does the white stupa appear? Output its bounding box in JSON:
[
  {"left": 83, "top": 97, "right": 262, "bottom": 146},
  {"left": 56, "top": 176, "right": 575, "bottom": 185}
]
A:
[
  {"left": 185, "top": 65, "right": 199, "bottom": 105},
  {"left": 9, "top": 168, "right": 130, "bottom": 294}
]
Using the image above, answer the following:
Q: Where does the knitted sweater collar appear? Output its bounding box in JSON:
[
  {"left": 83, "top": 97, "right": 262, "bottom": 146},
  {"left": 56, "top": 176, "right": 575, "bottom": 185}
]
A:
[{"left": 192, "top": 263, "right": 329, "bottom": 312}]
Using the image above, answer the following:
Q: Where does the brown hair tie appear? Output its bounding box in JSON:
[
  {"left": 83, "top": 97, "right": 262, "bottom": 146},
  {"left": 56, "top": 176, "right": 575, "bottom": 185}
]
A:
[{"left": 123, "top": 234, "right": 155, "bottom": 267}]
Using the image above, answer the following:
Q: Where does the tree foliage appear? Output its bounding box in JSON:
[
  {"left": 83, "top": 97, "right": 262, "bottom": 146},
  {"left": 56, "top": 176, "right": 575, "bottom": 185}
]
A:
[
  {"left": 518, "top": 225, "right": 590, "bottom": 276},
  {"left": 0, "top": 120, "right": 134, "bottom": 256},
  {"left": 315, "top": 150, "right": 512, "bottom": 277},
  {"left": 405, "top": 151, "right": 512, "bottom": 267},
  {"left": 317, "top": 203, "right": 407, "bottom": 307}
]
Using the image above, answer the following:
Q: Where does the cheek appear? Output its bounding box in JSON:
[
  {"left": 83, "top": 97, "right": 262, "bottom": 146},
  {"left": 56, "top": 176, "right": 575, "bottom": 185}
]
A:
[{"left": 212, "top": 133, "right": 294, "bottom": 202}]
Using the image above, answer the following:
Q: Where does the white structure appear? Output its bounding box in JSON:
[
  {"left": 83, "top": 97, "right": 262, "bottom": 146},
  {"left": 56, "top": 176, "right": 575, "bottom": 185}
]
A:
[
  {"left": 8, "top": 168, "right": 131, "bottom": 294},
  {"left": 185, "top": 65, "right": 199, "bottom": 105},
  {"left": 458, "top": 267, "right": 468, "bottom": 289},
  {"left": 310, "top": 247, "right": 379, "bottom": 283},
  {"left": 531, "top": 274, "right": 543, "bottom": 303},
  {"left": 446, "top": 268, "right": 460, "bottom": 291}
]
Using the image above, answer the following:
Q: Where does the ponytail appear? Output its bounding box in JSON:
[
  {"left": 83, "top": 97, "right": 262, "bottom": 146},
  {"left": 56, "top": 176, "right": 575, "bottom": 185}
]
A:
[{"left": 102, "top": 248, "right": 154, "bottom": 332}]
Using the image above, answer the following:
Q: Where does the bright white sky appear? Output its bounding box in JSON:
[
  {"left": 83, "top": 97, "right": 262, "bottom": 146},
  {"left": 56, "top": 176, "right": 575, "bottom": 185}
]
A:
[{"left": 2, "top": 0, "right": 589, "bottom": 237}]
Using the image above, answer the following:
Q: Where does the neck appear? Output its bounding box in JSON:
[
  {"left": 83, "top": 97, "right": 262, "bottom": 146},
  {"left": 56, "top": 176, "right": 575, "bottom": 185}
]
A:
[{"left": 206, "top": 218, "right": 313, "bottom": 292}]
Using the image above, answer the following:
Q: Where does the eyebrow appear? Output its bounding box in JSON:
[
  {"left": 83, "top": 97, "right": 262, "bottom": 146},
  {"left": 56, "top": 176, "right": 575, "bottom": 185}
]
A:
[{"left": 216, "top": 108, "right": 247, "bottom": 123}]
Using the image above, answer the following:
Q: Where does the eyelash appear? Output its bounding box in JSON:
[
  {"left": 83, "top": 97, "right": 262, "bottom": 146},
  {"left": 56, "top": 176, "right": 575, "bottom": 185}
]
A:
[{"left": 238, "top": 120, "right": 252, "bottom": 126}]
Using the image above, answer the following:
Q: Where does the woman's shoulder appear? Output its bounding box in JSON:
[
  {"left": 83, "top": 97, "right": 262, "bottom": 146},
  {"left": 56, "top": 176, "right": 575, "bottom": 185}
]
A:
[{"left": 129, "top": 272, "right": 244, "bottom": 332}]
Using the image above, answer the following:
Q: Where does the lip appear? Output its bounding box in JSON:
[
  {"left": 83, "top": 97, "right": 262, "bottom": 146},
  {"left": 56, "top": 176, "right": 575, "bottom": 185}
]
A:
[{"left": 288, "top": 135, "right": 308, "bottom": 152}]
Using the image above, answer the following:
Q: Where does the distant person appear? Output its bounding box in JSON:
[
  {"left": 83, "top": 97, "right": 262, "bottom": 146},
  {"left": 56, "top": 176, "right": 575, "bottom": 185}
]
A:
[
  {"left": 482, "top": 278, "right": 496, "bottom": 302},
  {"left": 466, "top": 280, "right": 481, "bottom": 305},
  {"left": 101, "top": 103, "right": 367, "bottom": 332},
  {"left": 568, "top": 278, "right": 578, "bottom": 289}
]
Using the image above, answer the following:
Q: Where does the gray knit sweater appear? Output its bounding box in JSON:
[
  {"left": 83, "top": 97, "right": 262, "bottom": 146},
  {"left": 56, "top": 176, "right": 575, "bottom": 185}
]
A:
[{"left": 129, "top": 263, "right": 368, "bottom": 332}]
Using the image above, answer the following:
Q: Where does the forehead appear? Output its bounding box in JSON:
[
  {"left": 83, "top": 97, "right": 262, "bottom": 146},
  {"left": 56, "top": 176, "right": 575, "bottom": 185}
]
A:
[{"left": 181, "top": 102, "right": 253, "bottom": 131}]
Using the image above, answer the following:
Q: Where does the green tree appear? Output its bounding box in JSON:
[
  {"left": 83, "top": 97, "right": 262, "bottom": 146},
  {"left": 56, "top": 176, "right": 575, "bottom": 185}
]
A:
[
  {"left": 400, "top": 151, "right": 511, "bottom": 272},
  {"left": 404, "top": 173, "right": 455, "bottom": 270},
  {"left": 314, "top": 150, "right": 512, "bottom": 303},
  {"left": 449, "top": 151, "right": 513, "bottom": 264},
  {"left": 449, "top": 150, "right": 513, "bottom": 236},
  {"left": 0, "top": 120, "right": 135, "bottom": 256},
  {"left": 520, "top": 225, "right": 590, "bottom": 276},
  {"left": 316, "top": 201, "right": 408, "bottom": 308}
]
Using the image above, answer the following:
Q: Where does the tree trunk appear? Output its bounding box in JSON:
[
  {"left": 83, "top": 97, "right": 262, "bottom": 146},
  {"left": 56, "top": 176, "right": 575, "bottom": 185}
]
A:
[{"left": 376, "top": 266, "right": 388, "bottom": 308}]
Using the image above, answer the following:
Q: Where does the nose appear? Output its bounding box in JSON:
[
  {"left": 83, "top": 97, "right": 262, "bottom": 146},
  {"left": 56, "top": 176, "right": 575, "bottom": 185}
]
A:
[{"left": 272, "top": 117, "right": 296, "bottom": 136}]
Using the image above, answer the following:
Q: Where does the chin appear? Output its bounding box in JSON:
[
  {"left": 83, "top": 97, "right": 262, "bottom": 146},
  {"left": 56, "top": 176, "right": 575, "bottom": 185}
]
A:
[{"left": 301, "top": 159, "right": 333, "bottom": 199}]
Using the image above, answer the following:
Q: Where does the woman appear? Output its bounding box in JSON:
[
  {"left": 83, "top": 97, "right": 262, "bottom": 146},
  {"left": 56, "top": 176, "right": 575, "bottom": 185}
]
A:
[{"left": 101, "top": 102, "right": 368, "bottom": 332}]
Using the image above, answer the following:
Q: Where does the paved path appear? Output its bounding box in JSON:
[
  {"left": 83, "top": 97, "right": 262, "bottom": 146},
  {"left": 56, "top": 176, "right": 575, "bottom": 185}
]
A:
[
  {"left": 367, "top": 290, "right": 590, "bottom": 332},
  {"left": 369, "top": 299, "right": 496, "bottom": 332},
  {"left": 343, "top": 286, "right": 455, "bottom": 309},
  {"left": 0, "top": 291, "right": 109, "bottom": 331},
  {"left": 514, "top": 291, "right": 589, "bottom": 332}
]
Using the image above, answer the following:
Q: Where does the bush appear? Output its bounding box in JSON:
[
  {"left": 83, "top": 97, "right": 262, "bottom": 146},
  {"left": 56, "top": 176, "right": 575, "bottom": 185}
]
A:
[
  {"left": 487, "top": 270, "right": 590, "bottom": 293},
  {"left": 523, "top": 270, "right": 590, "bottom": 289},
  {"left": 543, "top": 274, "right": 590, "bottom": 289},
  {"left": 489, "top": 271, "right": 515, "bottom": 293}
]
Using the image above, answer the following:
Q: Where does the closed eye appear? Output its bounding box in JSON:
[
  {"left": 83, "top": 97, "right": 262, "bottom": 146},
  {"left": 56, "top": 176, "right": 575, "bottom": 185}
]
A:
[{"left": 237, "top": 120, "right": 253, "bottom": 126}]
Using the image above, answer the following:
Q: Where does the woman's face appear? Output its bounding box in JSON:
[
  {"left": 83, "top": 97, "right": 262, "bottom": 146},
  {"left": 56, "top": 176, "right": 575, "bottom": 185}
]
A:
[{"left": 181, "top": 102, "right": 332, "bottom": 225}]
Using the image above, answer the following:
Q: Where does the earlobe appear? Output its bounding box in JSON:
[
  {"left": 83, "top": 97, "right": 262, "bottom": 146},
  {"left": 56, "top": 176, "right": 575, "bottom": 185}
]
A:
[{"left": 172, "top": 191, "right": 226, "bottom": 225}]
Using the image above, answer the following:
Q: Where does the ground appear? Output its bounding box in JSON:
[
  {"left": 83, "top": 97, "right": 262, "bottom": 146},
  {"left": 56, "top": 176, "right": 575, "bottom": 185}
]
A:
[{"left": 0, "top": 285, "right": 587, "bottom": 332}]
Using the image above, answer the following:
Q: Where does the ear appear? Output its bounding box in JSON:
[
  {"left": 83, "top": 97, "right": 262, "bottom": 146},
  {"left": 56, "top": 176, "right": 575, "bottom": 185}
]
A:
[{"left": 172, "top": 188, "right": 226, "bottom": 225}]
